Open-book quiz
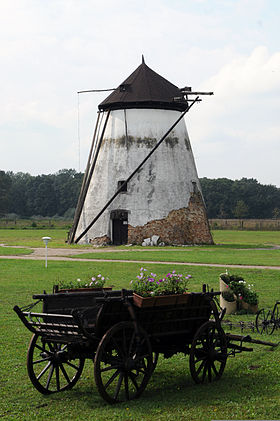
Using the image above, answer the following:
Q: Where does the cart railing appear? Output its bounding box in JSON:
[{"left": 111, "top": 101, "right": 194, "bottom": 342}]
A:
[{"left": 13, "top": 305, "right": 87, "bottom": 343}]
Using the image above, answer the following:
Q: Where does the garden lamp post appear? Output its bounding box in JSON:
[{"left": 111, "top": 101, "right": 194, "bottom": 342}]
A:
[{"left": 42, "top": 236, "right": 51, "bottom": 268}]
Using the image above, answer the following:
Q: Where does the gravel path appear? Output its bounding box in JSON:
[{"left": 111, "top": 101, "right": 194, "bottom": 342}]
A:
[{"left": 1, "top": 245, "right": 280, "bottom": 271}]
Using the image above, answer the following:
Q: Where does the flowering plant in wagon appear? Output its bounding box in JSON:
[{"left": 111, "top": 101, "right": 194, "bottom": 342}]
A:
[
  {"left": 55, "top": 273, "right": 109, "bottom": 291},
  {"left": 130, "top": 268, "right": 191, "bottom": 297}
]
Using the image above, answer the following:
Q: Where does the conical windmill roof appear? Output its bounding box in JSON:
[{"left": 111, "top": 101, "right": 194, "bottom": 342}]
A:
[{"left": 98, "top": 57, "right": 187, "bottom": 112}]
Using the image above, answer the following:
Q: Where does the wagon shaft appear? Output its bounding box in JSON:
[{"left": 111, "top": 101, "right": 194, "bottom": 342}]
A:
[{"left": 226, "top": 333, "right": 278, "bottom": 350}]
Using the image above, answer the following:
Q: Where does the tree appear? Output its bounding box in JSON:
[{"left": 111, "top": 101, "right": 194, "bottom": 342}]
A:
[
  {"left": 233, "top": 200, "right": 249, "bottom": 219},
  {"left": 0, "top": 171, "right": 12, "bottom": 216}
]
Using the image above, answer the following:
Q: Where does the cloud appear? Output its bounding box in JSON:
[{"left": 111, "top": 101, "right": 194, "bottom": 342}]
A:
[{"left": 188, "top": 46, "right": 280, "bottom": 185}]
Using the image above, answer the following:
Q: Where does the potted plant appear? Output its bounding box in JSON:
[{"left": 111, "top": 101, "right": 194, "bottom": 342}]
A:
[
  {"left": 53, "top": 274, "right": 112, "bottom": 293},
  {"left": 130, "top": 268, "right": 191, "bottom": 308},
  {"left": 219, "top": 272, "right": 258, "bottom": 314}
]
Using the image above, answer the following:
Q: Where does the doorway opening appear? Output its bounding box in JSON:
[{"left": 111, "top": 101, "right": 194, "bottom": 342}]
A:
[{"left": 111, "top": 210, "right": 128, "bottom": 245}]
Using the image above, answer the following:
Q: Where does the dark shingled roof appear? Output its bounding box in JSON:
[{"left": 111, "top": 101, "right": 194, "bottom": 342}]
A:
[{"left": 98, "top": 57, "right": 187, "bottom": 112}]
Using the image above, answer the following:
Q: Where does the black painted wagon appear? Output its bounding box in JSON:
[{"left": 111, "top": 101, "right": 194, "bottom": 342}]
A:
[{"left": 14, "top": 287, "right": 277, "bottom": 404}]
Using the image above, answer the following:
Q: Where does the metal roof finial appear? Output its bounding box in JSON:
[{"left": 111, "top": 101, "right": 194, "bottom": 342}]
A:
[{"left": 142, "top": 54, "right": 145, "bottom": 64}]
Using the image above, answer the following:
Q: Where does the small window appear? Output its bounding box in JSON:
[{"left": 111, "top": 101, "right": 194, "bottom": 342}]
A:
[
  {"left": 118, "top": 180, "right": 127, "bottom": 192},
  {"left": 192, "top": 181, "right": 198, "bottom": 193}
]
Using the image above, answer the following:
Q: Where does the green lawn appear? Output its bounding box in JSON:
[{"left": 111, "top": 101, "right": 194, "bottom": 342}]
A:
[
  {"left": 0, "top": 247, "right": 33, "bottom": 256},
  {"left": 1, "top": 228, "right": 280, "bottom": 249},
  {"left": 212, "top": 229, "right": 280, "bottom": 246},
  {"left": 1, "top": 258, "right": 280, "bottom": 420},
  {"left": 0, "top": 229, "right": 85, "bottom": 248},
  {"left": 71, "top": 247, "right": 280, "bottom": 267}
]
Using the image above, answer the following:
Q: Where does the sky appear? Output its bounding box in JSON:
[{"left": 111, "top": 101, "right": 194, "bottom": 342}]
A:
[{"left": 1, "top": 0, "right": 280, "bottom": 187}]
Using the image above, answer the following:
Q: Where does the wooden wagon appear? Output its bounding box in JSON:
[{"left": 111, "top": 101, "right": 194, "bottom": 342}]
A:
[{"left": 14, "top": 287, "right": 276, "bottom": 404}]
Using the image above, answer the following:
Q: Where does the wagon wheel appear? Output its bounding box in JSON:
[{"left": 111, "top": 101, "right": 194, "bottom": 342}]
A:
[
  {"left": 189, "top": 321, "right": 227, "bottom": 384},
  {"left": 256, "top": 309, "right": 275, "bottom": 335},
  {"left": 27, "top": 334, "right": 84, "bottom": 394},
  {"left": 94, "top": 321, "right": 153, "bottom": 404}
]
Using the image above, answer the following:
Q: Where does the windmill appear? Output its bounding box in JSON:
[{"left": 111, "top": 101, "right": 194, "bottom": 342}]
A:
[{"left": 68, "top": 57, "right": 213, "bottom": 246}]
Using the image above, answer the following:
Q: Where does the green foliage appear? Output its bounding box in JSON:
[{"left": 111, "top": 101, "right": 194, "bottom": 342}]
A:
[
  {"left": 0, "top": 170, "right": 12, "bottom": 216},
  {"left": 200, "top": 177, "right": 280, "bottom": 219},
  {"left": 233, "top": 200, "right": 249, "bottom": 219},
  {"left": 2, "top": 169, "right": 84, "bottom": 218},
  {"left": 57, "top": 273, "right": 108, "bottom": 289},
  {"left": 220, "top": 273, "right": 258, "bottom": 305},
  {"left": 221, "top": 290, "right": 235, "bottom": 302}
]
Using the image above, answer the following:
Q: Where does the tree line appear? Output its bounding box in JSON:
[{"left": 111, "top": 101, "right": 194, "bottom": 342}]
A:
[
  {"left": 0, "top": 169, "right": 83, "bottom": 218},
  {"left": 0, "top": 170, "right": 279, "bottom": 219},
  {"left": 200, "top": 177, "right": 280, "bottom": 219}
]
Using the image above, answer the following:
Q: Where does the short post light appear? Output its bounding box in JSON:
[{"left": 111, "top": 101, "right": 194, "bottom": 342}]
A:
[{"left": 42, "top": 237, "right": 51, "bottom": 268}]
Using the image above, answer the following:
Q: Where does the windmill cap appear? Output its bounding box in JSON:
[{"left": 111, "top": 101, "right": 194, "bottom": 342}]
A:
[{"left": 98, "top": 59, "right": 189, "bottom": 112}]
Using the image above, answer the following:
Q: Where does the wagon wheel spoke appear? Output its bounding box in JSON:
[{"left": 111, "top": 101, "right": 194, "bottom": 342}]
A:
[
  {"left": 128, "top": 372, "right": 139, "bottom": 391},
  {"left": 114, "top": 372, "right": 124, "bottom": 400},
  {"left": 37, "top": 361, "right": 52, "bottom": 380},
  {"left": 34, "top": 343, "right": 51, "bottom": 355},
  {"left": 59, "top": 363, "right": 70, "bottom": 383},
  {"left": 211, "top": 361, "right": 219, "bottom": 377},
  {"left": 124, "top": 373, "right": 130, "bottom": 400},
  {"left": 100, "top": 364, "right": 120, "bottom": 373},
  {"left": 94, "top": 322, "right": 152, "bottom": 404},
  {"left": 55, "top": 365, "right": 60, "bottom": 391},
  {"left": 201, "top": 362, "right": 208, "bottom": 382},
  {"left": 64, "top": 361, "right": 80, "bottom": 371},
  {"left": 27, "top": 334, "right": 84, "bottom": 395},
  {"left": 112, "top": 337, "right": 125, "bottom": 359},
  {"left": 46, "top": 364, "right": 55, "bottom": 390},
  {"left": 33, "top": 356, "right": 51, "bottom": 365},
  {"left": 195, "top": 359, "right": 207, "bottom": 376},
  {"left": 104, "top": 369, "right": 120, "bottom": 389}
]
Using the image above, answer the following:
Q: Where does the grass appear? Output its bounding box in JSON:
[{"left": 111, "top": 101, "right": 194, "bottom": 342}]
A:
[
  {"left": 1, "top": 229, "right": 280, "bottom": 249},
  {"left": 0, "top": 247, "right": 33, "bottom": 256},
  {"left": 212, "top": 230, "right": 280, "bottom": 246},
  {"left": 0, "top": 229, "right": 78, "bottom": 248},
  {"left": 1, "top": 257, "right": 280, "bottom": 420},
  {"left": 71, "top": 247, "right": 280, "bottom": 267}
]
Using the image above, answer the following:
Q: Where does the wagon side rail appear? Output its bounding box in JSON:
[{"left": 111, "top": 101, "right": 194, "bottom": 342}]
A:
[{"left": 13, "top": 304, "right": 85, "bottom": 342}]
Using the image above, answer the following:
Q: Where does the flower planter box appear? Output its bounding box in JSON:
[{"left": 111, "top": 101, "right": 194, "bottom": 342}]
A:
[
  {"left": 53, "top": 285, "right": 112, "bottom": 294},
  {"left": 219, "top": 277, "right": 237, "bottom": 314},
  {"left": 241, "top": 300, "right": 258, "bottom": 314},
  {"left": 133, "top": 292, "right": 190, "bottom": 308},
  {"left": 220, "top": 295, "right": 237, "bottom": 314}
]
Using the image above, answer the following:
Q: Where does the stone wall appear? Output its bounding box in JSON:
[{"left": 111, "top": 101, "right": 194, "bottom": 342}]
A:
[{"left": 127, "top": 192, "right": 213, "bottom": 245}]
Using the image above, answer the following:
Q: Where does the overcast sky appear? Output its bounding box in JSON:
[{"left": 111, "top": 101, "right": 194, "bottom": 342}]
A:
[{"left": 1, "top": 0, "right": 280, "bottom": 186}]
